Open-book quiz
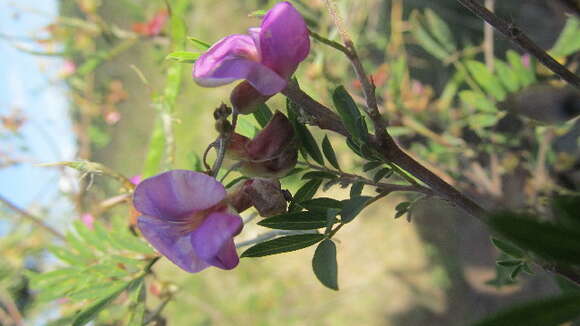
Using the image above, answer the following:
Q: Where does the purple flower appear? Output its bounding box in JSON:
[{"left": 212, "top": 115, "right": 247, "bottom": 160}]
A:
[
  {"left": 193, "top": 2, "right": 310, "bottom": 96},
  {"left": 133, "top": 170, "right": 243, "bottom": 273}
]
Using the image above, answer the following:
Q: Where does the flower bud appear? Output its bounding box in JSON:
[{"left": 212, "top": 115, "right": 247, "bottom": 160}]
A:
[
  {"left": 227, "top": 178, "right": 287, "bottom": 217},
  {"left": 230, "top": 81, "right": 271, "bottom": 114},
  {"left": 227, "top": 111, "right": 298, "bottom": 178}
]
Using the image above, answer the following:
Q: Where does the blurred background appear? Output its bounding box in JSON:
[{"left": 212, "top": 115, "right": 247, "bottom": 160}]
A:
[{"left": 1, "top": 0, "right": 579, "bottom": 325}]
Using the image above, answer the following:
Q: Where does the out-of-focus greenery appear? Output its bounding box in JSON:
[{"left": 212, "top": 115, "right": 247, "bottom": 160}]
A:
[{"left": 1, "top": 0, "right": 580, "bottom": 325}]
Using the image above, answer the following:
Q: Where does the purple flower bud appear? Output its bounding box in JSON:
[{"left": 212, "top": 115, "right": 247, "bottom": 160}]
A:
[
  {"left": 133, "top": 170, "right": 243, "bottom": 273},
  {"left": 193, "top": 2, "right": 310, "bottom": 98},
  {"left": 227, "top": 111, "right": 297, "bottom": 178},
  {"left": 227, "top": 178, "right": 287, "bottom": 217}
]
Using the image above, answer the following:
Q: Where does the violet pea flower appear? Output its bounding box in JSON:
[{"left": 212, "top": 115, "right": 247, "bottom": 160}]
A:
[
  {"left": 193, "top": 1, "right": 310, "bottom": 97},
  {"left": 133, "top": 170, "right": 243, "bottom": 273}
]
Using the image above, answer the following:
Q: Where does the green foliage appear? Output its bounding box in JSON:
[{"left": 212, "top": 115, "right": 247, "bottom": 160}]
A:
[
  {"left": 409, "top": 10, "right": 455, "bottom": 61},
  {"left": 490, "top": 212, "right": 580, "bottom": 264},
  {"left": 241, "top": 234, "right": 325, "bottom": 257},
  {"left": 322, "top": 135, "right": 341, "bottom": 170},
  {"left": 550, "top": 16, "right": 580, "bottom": 57},
  {"left": 252, "top": 103, "right": 273, "bottom": 128},
  {"left": 258, "top": 211, "right": 335, "bottom": 230},
  {"left": 287, "top": 98, "right": 325, "bottom": 165},
  {"left": 340, "top": 196, "right": 372, "bottom": 223},
  {"left": 27, "top": 218, "right": 154, "bottom": 325},
  {"left": 472, "top": 293, "right": 580, "bottom": 326},
  {"left": 289, "top": 179, "right": 323, "bottom": 212},
  {"left": 332, "top": 86, "right": 368, "bottom": 143},
  {"left": 312, "top": 240, "right": 339, "bottom": 290},
  {"left": 165, "top": 51, "right": 200, "bottom": 63}
]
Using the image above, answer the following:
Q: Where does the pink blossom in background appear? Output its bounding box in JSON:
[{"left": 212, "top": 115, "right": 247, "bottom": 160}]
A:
[
  {"left": 81, "top": 213, "right": 94, "bottom": 230},
  {"left": 130, "top": 175, "right": 142, "bottom": 185},
  {"left": 133, "top": 10, "right": 169, "bottom": 37},
  {"left": 133, "top": 170, "right": 243, "bottom": 273},
  {"left": 522, "top": 54, "right": 531, "bottom": 68},
  {"left": 193, "top": 2, "right": 310, "bottom": 96},
  {"left": 60, "top": 60, "right": 76, "bottom": 77}
]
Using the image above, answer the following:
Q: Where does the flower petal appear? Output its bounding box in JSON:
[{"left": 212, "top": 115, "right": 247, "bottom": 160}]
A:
[
  {"left": 193, "top": 34, "right": 286, "bottom": 95},
  {"left": 137, "top": 215, "right": 209, "bottom": 273},
  {"left": 133, "top": 170, "right": 226, "bottom": 219},
  {"left": 259, "top": 2, "right": 310, "bottom": 78},
  {"left": 191, "top": 212, "right": 243, "bottom": 270}
]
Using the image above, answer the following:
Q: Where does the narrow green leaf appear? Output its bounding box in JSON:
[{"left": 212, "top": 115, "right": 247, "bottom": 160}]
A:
[
  {"left": 49, "top": 246, "right": 84, "bottom": 266},
  {"left": 68, "top": 281, "right": 128, "bottom": 302},
  {"left": 346, "top": 137, "right": 365, "bottom": 158},
  {"left": 301, "top": 171, "right": 338, "bottom": 180},
  {"left": 491, "top": 238, "right": 525, "bottom": 259},
  {"left": 465, "top": 60, "right": 506, "bottom": 100},
  {"left": 287, "top": 98, "right": 324, "bottom": 165},
  {"left": 510, "top": 264, "right": 523, "bottom": 280},
  {"left": 187, "top": 36, "right": 211, "bottom": 50},
  {"left": 253, "top": 103, "right": 273, "bottom": 128},
  {"left": 373, "top": 167, "right": 393, "bottom": 183},
  {"left": 459, "top": 90, "right": 498, "bottom": 113},
  {"left": 301, "top": 197, "right": 343, "bottom": 213},
  {"left": 410, "top": 11, "right": 449, "bottom": 60},
  {"left": 109, "top": 231, "right": 154, "bottom": 255},
  {"left": 350, "top": 182, "right": 364, "bottom": 198},
  {"left": 312, "top": 240, "right": 339, "bottom": 290},
  {"left": 341, "top": 196, "right": 372, "bottom": 223},
  {"left": 73, "top": 220, "right": 108, "bottom": 253},
  {"left": 496, "top": 260, "right": 522, "bottom": 267},
  {"left": 72, "top": 281, "right": 132, "bottom": 326},
  {"left": 187, "top": 36, "right": 211, "bottom": 51},
  {"left": 395, "top": 201, "right": 411, "bottom": 212},
  {"left": 127, "top": 280, "right": 146, "bottom": 326},
  {"left": 165, "top": 51, "right": 200, "bottom": 63},
  {"left": 322, "top": 135, "right": 341, "bottom": 170},
  {"left": 490, "top": 213, "right": 580, "bottom": 264},
  {"left": 472, "top": 293, "right": 580, "bottom": 326},
  {"left": 241, "top": 234, "right": 325, "bottom": 257},
  {"left": 550, "top": 17, "right": 580, "bottom": 57},
  {"left": 363, "top": 161, "right": 383, "bottom": 172},
  {"left": 495, "top": 60, "right": 520, "bottom": 93},
  {"left": 424, "top": 9, "right": 456, "bottom": 53},
  {"left": 258, "top": 212, "right": 331, "bottom": 230},
  {"left": 289, "top": 179, "right": 323, "bottom": 212},
  {"left": 142, "top": 118, "right": 165, "bottom": 177},
  {"left": 332, "top": 86, "right": 367, "bottom": 141}
]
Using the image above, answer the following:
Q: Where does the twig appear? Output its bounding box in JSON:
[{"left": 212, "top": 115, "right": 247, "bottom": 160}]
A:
[
  {"left": 235, "top": 230, "right": 317, "bottom": 248},
  {"left": 297, "top": 161, "right": 434, "bottom": 196},
  {"left": 0, "top": 194, "right": 65, "bottom": 240},
  {"left": 281, "top": 82, "right": 348, "bottom": 136},
  {"left": 0, "top": 293, "right": 23, "bottom": 326},
  {"left": 456, "top": 0, "right": 580, "bottom": 88},
  {"left": 483, "top": 0, "right": 495, "bottom": 71},
  {"left": 283, "top": 85, "right": 485, "bottom": 220},
  {"left": 323, "top": 0, "right": 388, "bottom": 137}
]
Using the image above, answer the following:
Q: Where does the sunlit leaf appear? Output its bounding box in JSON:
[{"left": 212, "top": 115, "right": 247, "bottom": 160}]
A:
[
  {"left": 465, "top": 60, "right": 506, "bottom": 101},
  {"left": 332, "top": 86, "right": 368, "bottom": 142}
]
